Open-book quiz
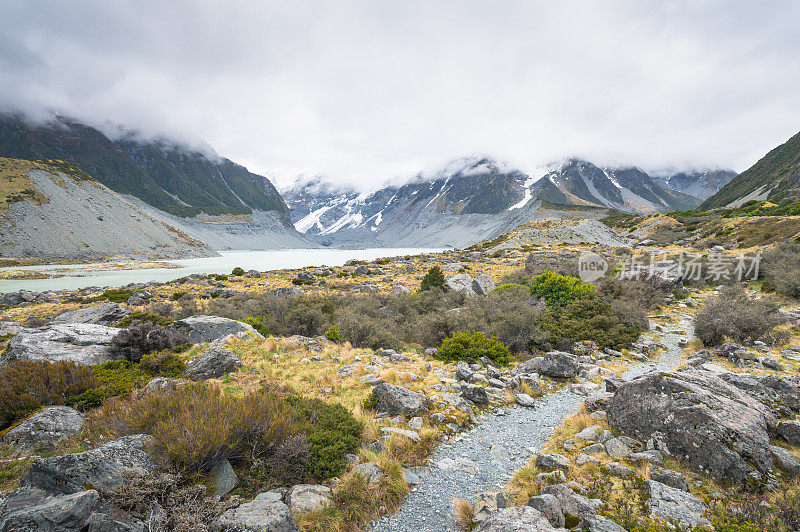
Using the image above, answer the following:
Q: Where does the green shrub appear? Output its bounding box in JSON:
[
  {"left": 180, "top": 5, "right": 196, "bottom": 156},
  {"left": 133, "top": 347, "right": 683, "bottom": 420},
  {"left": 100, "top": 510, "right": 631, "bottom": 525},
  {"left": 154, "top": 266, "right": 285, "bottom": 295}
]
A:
[
  {"left": 72, "top": 360, "right": 152, "bottom": 410},
  {"left": 438, "top": 331, "right": 512, "bottom": 365},
  {"left": 541, "top": 292, "right": 643, "bottom": 350},
  {"left": 170, "top": 291, "right": 187, "bottom": 301},
  {"left": 88, "top": 288, "right": 133, "bottom": 303},
  {"left": 325, "top": 325, "right": 342, "bottom": 342},
  {"left": 0, "top": 360, "right": 97, "bottom": 429},
  {"left": 115, "top": 311, "right": 173, "bottom": 328},
  {"left": 138, "top": 350, "right": 186, "bottom": 377},
  {"left": 420, "top": 266, "right": 445, "bottom": 291},
  {"left": 231, "top": 267, "right": 245, "bottom": 276},
  {"left": 292, "top": 278, "right": 315, "bottom": 286},
  {"left": 529, "top": 270, "right": 595, "bottom": 307},
  {"left": 243, "top": 316, "right": 270, "bottom": 337},
  {"left": 286, "top": 396, "right": 362, "bottom": 480},
  {"left": 695, "top": 286, "right": 785, "bottom": 346},
  {"left": 214, "top": 274, "right": 228, "bottom": 282}
]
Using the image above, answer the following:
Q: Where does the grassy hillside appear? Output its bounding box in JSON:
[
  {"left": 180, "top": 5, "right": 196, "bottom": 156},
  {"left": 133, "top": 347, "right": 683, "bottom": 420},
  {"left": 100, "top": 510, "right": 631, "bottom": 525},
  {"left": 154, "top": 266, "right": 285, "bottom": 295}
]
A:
[{"left": 701, "top": 130, "right": 800, "bottom": 210}]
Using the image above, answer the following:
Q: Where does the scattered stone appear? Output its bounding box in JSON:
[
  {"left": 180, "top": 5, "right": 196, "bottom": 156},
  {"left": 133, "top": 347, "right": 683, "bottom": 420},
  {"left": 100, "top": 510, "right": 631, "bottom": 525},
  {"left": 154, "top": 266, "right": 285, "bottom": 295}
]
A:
[
  {"left": 646, "top": 479, "right": 710, "bottom": 529},
  {"left": 52, "top": 302, "right": 129, "bottom": 326},
  {"left": 541, "top": 482, "right": 601, "bottom": 528},
  {"left": 172, "top": 315, "right": 263, "bottom": 343},
  {"left": 604, "top": 462, "right": 634, "bottom": 478},
  {"left": 210, "top": 458, "right": 239, "bottom": 497},
  {"left": 472, "top": 506, "right": 555, "bottom": 531},
  {"left": 539, "top": 351, "right": 578, "bottom": 378},
  {"left": 184, "top": 346, "right": 242, "bottom": 381},
  {"left": 380, "top": 427, "right": 421, "bottom": 442},
  {"left": 461, "top": 383, "right": 489, "bottom": 405},
  {"left": 777, "top": 421, "right": 800, "bottom": 445},
  {"left": 0, "top": 488, "right": 102, "bottom": 531},
  {"left": 21, "top": 434, "right": 156, "bottom": 495},
  {"left": 216, "top": 496, "right": 297, "bottom": 531},
  {"left": 372, "top": 382, "right": 429, "bottom": 417},
  {"left": 286, "top": 484, "right": 332, "bottom": 513},
  {"left": 472, "top": 491, "right": 507, "bottom": 523},
  {"left": 515, "top": 393, "right": 537, "bottom": 407},
  {"left": 527, "top": 493, "right": 565, "bottom": 528},
  {"left": 535, "top": 453, "right": 571, "bottom": 471},
  {"left": 2, "top": 323, "right": 118, "bottom": 366},
  {"left": 648, "top": 466, "right": 689, "bottom": 492},
  {"left": 3, "top": 406, "right": 84, "bottom": 454},
  {"left": 603, "top": 438, "right": 631, "bottom": 459},
  {"left": 352, "top": 462, "right": 384, "bottom": 483},
  {"left": 770, "top": 446, "right": 800, "bottom": 478}
]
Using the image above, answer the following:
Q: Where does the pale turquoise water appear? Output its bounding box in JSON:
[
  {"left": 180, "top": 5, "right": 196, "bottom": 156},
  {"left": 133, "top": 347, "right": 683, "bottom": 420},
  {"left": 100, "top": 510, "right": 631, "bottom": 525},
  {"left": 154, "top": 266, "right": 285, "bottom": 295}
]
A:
[{"left": 0, "top": 248, "right": 442, "bottom": 293}]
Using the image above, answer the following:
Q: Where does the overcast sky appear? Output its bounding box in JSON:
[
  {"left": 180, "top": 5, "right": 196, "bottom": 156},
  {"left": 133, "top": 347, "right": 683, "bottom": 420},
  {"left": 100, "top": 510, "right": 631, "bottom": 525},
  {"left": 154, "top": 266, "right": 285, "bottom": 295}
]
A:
[{"left": 1, "top": 0, "right": 799, "bottom": 190}]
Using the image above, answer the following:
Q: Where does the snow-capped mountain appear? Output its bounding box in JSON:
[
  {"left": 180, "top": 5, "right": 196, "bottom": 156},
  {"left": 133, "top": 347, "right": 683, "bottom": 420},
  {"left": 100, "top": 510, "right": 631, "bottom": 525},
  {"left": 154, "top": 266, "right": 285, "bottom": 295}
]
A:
[
  {"left": 653, "top": 169, "right": 737, "bottom": 200},
  {"left": 282, "top": 155, "right": 701, "bottom": 248}
]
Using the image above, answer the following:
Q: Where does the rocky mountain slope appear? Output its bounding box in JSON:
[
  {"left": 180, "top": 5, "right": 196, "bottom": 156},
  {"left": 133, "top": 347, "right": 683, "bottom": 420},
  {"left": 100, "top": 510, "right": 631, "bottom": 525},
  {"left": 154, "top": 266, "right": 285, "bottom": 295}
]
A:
[
  {"left": 283, "top": 156, "right": 701, "bottom": 248},
  {"left": 0, "top": 158, "right": 214, "bottom": 261},
  {"left": 0, "top": 114, "right": 313, "bottom": 252},
  {"left": 653, "top": 169, "right": 737, "bottom": 200},
  {"left": 701, "top": 129, "right": 800, "bottom": 210}
]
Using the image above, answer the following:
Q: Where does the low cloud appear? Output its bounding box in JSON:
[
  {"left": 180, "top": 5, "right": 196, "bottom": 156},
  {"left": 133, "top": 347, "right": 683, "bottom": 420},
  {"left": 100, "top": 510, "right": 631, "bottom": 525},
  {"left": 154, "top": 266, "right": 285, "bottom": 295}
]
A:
[{"left": 1, "top": 0, "right": 798, "bottom": 190}]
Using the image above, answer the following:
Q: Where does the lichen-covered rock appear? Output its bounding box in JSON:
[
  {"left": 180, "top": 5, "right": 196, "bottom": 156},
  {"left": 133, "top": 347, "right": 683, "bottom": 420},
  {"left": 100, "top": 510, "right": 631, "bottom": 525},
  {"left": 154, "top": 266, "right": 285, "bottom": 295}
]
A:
[
  {"left": 285, "top": 484, "right": 332, "bottom": 513},
  {"left": 21, "top": 434, "right": 156, "bottom": 495},
  {"left": 3, "top": 406, "right": 84, "bottom": 454},
  {"left": 646, "top": 479, "right": 710, "bottom": 529},
  {"left": 2, "top": 323, "right": 118, "bottom": 366},
  {"left": 172, "top": 315, "right": 263, "bottom": 343},
  {"left": 0, "top": 487, "right": 101, "bottom": 531},
  {"left": 215, "top": 497, "right": 297, "bottom": 531},
  {"left": 539, "top": 351, "right": 578, "bottom": 378},
  {"left": 472, "top": 506, "right": 561, "bottom": 531},
  {"left": 372, "top": 382, "right": 429, "bottom": 417},
  {"left": 608, "top": 368, "right": 776, "bottom": 485},
  {"left": 52, "top": 302, "right": 129, "bottom": 326},
  {"left": 184, "top": 346, "right": 242, "bottom": 381},
  {"left": 461, "top": 383, "right": 489, "bottom": 405}
]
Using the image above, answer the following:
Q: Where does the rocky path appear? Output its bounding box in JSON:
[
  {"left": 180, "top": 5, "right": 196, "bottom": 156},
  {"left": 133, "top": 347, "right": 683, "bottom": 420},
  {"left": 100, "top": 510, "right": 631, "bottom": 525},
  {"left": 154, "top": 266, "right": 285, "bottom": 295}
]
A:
[{"left": 373, "top": 309, "right": 696, "bottom": 532}]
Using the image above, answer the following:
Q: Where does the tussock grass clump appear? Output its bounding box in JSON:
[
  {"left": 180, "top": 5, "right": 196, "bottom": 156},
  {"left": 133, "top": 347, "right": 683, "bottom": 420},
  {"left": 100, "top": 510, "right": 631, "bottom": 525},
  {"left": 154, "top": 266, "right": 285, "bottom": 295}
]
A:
[
  {"left": 453, "top": 497, "right": 475, "bottom": 530},
  {"left": 115, "top": 311, "right": 173, "bottom": 328},
  {"left": 0, "top": 360, "right": 97, "bottom": 429}
]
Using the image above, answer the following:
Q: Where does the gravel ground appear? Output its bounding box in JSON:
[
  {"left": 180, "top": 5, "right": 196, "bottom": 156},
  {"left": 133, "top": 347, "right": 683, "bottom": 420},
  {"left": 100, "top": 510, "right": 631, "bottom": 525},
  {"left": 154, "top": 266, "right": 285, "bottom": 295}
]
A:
[
  {"left": 372, "top": 389, "right": 584, "bottom": 531},
  {"left": 373, "top": 311, "right": 696, "bottom": 531}
]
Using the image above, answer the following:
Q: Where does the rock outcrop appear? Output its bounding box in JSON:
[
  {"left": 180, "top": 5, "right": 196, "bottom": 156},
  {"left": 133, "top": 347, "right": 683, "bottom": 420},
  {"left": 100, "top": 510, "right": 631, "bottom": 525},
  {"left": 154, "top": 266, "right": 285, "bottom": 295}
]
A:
[
  {"left": 371, "top": 382, "right": 429, "bottom": 417},
  {"left": 172, "top": 315, "right": 264, "bottom": 343},
  {"left": 184, "top": 346, "right": 243, "bottom": 381},
  {"left": 3, "top": 406, "right": 84, "bottom": 453},
  {"left": 52, "top": 302, "right": 129, "bottom": 326},
  {"left": 2, "top": 323, "right": 119, "bottom": 366}
]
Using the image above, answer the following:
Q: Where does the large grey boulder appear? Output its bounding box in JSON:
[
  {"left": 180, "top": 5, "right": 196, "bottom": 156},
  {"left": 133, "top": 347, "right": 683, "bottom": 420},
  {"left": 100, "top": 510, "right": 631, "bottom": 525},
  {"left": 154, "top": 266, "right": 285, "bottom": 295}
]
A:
[
  {"left": 777, "top": 420, "right": 800, "bottom": 445},
  {"left": 539, "top": 351, "right": 578, "bottom": 379},
  {"left": 473, "top": 506, "right": 562, "bottom": 531},
  {"left": 770, "top": 445, "right": 800, "bottom": 478},
  {"left": 211, "top": 458, "right": 240, "bottom": 497},
  {"left": 648, "top": 466, "right": 689, "bottom": 492},
  {"left": 172, "top": 315, "right": 264, "bottom": 343},
  {"left": 21, "top": 434, "right": 156, "bottom": 495},
  {"left": 52, "top": 302, "right": 129, "bottom": 326},
  {"left": 372, "top": 382, "right": 429, "bottom": 417},
  {"left": 718, "top": 372, "right": 800, "bottom": 414},
  {"left": 607, "top": 369, "right": 776, "bottom": 485},
  {"left": 0, "top": 487, "right": 101, "bottom": 531},
  {"left": 184, "top": 346, "right": 243, "bottom": 381},
  {"left": 285, "top": 484, "right": 332, "bottom": 513},
  {"left": 215, "top": 497, "right": 298, "bottom": 531},
  {"left": 2, "top": 323, "right": 118, "bottom": 366},
  {"left": 3, "top": 406, "right": 84, "bottom": 454},
  {"left": 445, "top": 274, "right": 477, "bottom": 295},
  {"left": 472, "top": 274, "right": 496, "bottom": 296},
  {"left": 646, "top": 479, "right": 710, "bottom": 529}
]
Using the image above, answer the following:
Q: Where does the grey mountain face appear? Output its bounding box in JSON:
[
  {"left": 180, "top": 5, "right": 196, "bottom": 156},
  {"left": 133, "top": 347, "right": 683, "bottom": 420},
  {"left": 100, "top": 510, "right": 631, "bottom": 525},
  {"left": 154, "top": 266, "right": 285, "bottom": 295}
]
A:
[
  {"left": 653, "top": 169, "right": 737, "bottom": 200},
  {"left": 283, "top": 156, "right": 701, "bottom": 248}
]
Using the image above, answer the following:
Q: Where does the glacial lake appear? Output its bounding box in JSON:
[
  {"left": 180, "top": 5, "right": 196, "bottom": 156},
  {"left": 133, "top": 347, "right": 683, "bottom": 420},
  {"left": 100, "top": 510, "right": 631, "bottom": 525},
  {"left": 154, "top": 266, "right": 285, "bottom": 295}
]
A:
[{"left": 0, "top": 248, "right": 443, "bottom": 293}]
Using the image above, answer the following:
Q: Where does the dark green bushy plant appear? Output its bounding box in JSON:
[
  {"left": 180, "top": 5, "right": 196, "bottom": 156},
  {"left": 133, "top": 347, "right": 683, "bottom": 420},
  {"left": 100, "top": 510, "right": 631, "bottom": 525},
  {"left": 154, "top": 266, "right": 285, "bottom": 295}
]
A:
[
  {"left": 438, "top": 331, "right": 512, "bottom": 365},
  {"left": 109, "top": 321, "right": 188, "bottom": 363},
  {"left": 420, "top": 266, "right": 445, "bottom": 291},
  {"left": 529, "top": 270, "right": 594, "bottom": 307},
  {"left": 115, "top": 311, "right": 173, "bottom": 328},
  {"left": 231, "top": 267, "right": 245, "bottom": 276}
]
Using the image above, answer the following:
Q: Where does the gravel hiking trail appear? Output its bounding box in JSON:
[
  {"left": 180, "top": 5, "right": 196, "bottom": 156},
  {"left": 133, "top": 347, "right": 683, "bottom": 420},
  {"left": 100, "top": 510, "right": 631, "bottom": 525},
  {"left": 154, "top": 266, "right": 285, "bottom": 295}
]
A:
[{"left": 372, "top": 309, "right": 695, "bottom": 531}]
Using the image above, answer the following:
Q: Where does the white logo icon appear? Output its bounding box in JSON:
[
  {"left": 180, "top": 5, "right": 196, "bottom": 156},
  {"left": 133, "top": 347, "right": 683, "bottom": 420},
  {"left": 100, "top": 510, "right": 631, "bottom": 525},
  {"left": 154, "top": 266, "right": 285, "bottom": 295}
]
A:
[{"left": 578, "top": 252, "right": 608, "bottom": 282}]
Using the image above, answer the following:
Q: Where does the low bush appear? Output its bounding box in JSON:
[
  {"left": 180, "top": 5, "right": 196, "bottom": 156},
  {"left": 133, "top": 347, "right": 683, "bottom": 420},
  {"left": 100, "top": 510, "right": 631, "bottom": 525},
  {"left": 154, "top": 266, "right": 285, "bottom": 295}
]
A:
[
  {"left": 86, "top": 383, "right": 295, "bottom": 478},
  {"left": 72, "top": 360, "right": 151, "bottom": 410},
  {"left": 286, "top": 395, "right": 362, "bottom": 480},
  {"left": 761, "top": 243, "right": 800, "bottom": 299},
  {"left": 115, "top": 311, "right": 173, "bottom": 328},
  {"left": 529, "top": 270, "right": 595, "bottom": 307},
  {"left": 170, "top": 291, "right": 187, "bottom": 301},
  {"left": 231, "top": 267, "right": 245, "bottom": 276},
  {"left": 242, "top": 316, "right": 270, "bottom": 337},
  {"left": 0, "top": 360, "right": 97, "bottom": 429},
  {"left": 420, "top": 266, "right": 445, "bottom": 291},
  {"left": 88, "top": 288, "right": 133, "bottom": 303},
  {"left": 438, "top": 331, "right": 512, "bottom": 365},
  {"left": 138, "top": 350, "right": 186, "bottom": 377},
  {"left": 213, "top": 274, "right": 228, "bottom": 281},
  {"left": 540, "top": 292, "right": 643, "bottom": 350},
  {"left": 110, "top": 321, "right": 188, "bottom": 363},
  {"left": 292, "top": 277, "right": 315, "bottom": 286},
  {"left": 695, "top": 286, "right": 785, "bottom": 346},
  {"left": 325, "top": 325, "right": 342, "bottom": 342}
]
